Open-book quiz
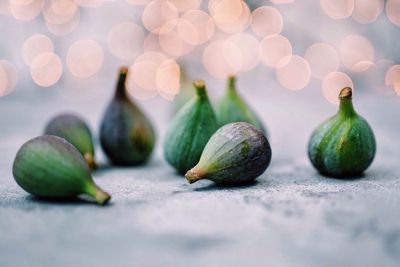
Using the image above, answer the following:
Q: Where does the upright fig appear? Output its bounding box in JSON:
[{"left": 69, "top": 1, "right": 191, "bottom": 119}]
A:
[
  {"left": 44, "top": 114, "right": 97, "bottom": 169},
  {"left": 216, "top": 76, "right": 266, "bottom": 133},
  {"left": 100, "top": 67, "right": 155, "bottom": 166},
  {"left": 308, "top": 87, "right": 376, "bottom": 178},
  {"left": 185, "top": 122, "right": 271, "bottom": 185},
  {"left": 164, "top": 80, "right": 218, "bottom": 174},
  {"left": 13, "top": 135, "right": 111, "bottom": 205}
]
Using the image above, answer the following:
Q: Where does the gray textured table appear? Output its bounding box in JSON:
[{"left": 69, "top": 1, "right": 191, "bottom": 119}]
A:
[{"left": 1, "top": 76, "right": 399, "bottom": 267}]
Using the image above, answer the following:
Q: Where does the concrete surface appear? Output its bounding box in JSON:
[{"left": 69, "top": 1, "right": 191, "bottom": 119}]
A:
[{"left": 1, "top": 77, "right": 400, "bottom": 267}]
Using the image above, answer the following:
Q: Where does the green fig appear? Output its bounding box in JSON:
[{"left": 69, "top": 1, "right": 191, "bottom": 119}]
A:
[
  {"left": 44, "top": 113, "right": 97, "bottom": 170},
  {"left": 164, "top": 80, "right": 219, "bottom": 174},
  {"left": 13, "top": 135, "right": 111, "bottom": 205},
  {"left": 216, "top": 76, "right": 266, "bottom": 133},
  {"left": 100, "top": 67, "right": 155, "bottom": 166},
  {"left": 308, "top": 87, "right": 376, "bottom": 178},
  {"left": 185, "top": 122, "right": 272, "bottom": 185}
]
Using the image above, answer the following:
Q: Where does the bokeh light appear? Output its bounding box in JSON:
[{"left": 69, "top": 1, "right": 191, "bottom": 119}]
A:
[
  {"left": 126, "top": 0, "right": 151, "bottom": 6},
  {"left": 156, "top": 59, "right": 180, "bottom": 101},
  {"left": 45, "top": 8, "right": 80, "bottom": 35},
  {"left": 0, "top": 60, "right": 18, "bottom": 96},
  {"left": 168, "top": 0, "right": 201, "bottom": 12},
  {"left": 159, "top": 29, "right": 192, "bottom": 58},
  {"left": 10, "top": 0, "right": 44, "bottom": 21},
  {"left": 386, "top": 0, "right": 400, "bottom": 27},
  {"left": 203, "top": 40, "right": 243, "bottom": 79},
  {"left": 143, "top": 33, "right": 163, "bottom": 52},
  {"left": 228, "top": 33, "right": 260, "bottom": 72},
  {"left": 22, "top": 34, "right": 54, "bottom": 66},
  {"left": 384, "top": 65, "right": 400, "bottom": 88},
  {"left": 108, "top": 22, "right": 145, "bottom": 62},
  {"left": 339, "top": 34, "right": 374, "bottom": 72},
  {"left": 320, "top": 0, "right": 354, "bottom": 19},
  {"left": 251, "top": 6, "right": 283, "bottom": 37},
  {"left": 352, "top": 0, "right": 383, "bottom": 24},
  {"left": 276, "top": 55, "right": 311, "bottom": 91},
  {"left": 271, "top": 0, "right": 295, "bottom": 3},
  {"left": 304, "top": 43, "right": 339, "bottom": 79},
  {"left": 67, "top": 39, "right": 104, "bottom": 78},
  {"left": 0, "top": 1, "right": 10, "bottom": 14},
  {"left": 259, "top": 34, "right": 293, "bottom": 68},
  {"left": 74, "top": 0, "right": 104, "bottom": 7},
  {"left": 322, "top": 71, "right": 354, "bottom": 104},
  {"left": 177, "top": 10, "right": 215, "bottom": 45},
  {"left": 30, "top": 53, "right": 63, "bottom": 87},
  {"left": 42, "top": 0, "right": 78, "bottom": 25},
  {"left": 211, "top": 0, "right": 250, "bottom": 33},
  {"left": 142, "top": 0, "right": 178, "bottom": 34}
]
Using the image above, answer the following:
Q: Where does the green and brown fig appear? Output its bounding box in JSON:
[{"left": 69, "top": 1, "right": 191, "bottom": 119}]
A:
[
  {"left": 185, "top": 122, "right": 272, "bottom": 185},
  {"left": 44, "top": 113, "right": 97, "bottom": 169},
  {"left": 13, "top": 135, "right": 111, "bottom": 205},
  {"left": 216, "top": 76, "right": 266, "bottom": 133},
  {"left": 164, "top": 80, "right": 219, "bottom": 174},
  {"left": 308, "top": 87, "right": 376, "bottom": 178},
  {"left": 100, "top": 67, "right": 155, "bottom": 166}
]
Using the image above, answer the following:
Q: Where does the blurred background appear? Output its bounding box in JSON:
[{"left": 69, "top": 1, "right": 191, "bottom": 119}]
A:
[{"left": 0, "top": 0, "right": 399, "bottom": 159}]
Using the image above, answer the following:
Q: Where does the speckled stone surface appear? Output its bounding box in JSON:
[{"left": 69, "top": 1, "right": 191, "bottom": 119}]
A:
[{"left": 1, "top": 76, "right": 399, "bottom": 267}]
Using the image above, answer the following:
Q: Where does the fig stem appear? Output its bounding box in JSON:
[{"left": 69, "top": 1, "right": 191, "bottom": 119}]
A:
[
  {"left": 193, "top": 80, "right": 207, "bottom": 98},
  {"left": 227, "top": 75, "right": 236, "bottom": 91},
  {"left": 185, "top": 168, "right": 203, "bottom": 184},
  {"left": 84, "top": 153, "right": 97, "bottom": 170},
  {"left": 115, "top": 67, "right": 129, "bottom": 99},
  {"left": 86, "top": 183, "right": 111, "bottom": 205},
  {"left": 338, "top": 87, "right": 356, "bottom": 117}
]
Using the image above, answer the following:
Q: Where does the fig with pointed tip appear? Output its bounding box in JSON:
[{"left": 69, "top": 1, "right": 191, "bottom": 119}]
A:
[
  {"left": 164, "top": 80, "right": 219, "bottom": 174},
  {"left": 216, "top": 76, "right": 266, "bottom": 133},
  {"left": 44, "top": 113, "right": 97, "bottom": 170},
  {"left": 308, "top": 87, "right": 376, "bottom": 178},
  {"left": 100, "top": 67, "right": 155, "bottom": 166},
  {"left": 185, "top": 122, "right": 272, "bottom": 185},
  {"left": 13, "top": 135, "right": 111, "bottom": 205}
]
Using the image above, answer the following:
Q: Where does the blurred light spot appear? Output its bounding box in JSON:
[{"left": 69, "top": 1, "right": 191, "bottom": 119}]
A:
[
  {"left": 386, "top": 0, "right": 400, "bottom": 26},
  {"left": 352, "top": 0, "right": 383, "bottom": 24},
  {"left": 177, "top": 10, "right": 215, "bottom": 45},
  {"left": 156, "top": 59, "right": 180, "bottom": 101},
  {"left": 75, "top": 0, "right": 104, "bottom": 7},
  {"left": 126, "top": 0, "right": 152, "bottom": 6},
  {"left": 259, "top": 34, "right": 292, "bottom": 68},
  {"left": 22, "top": 34, "right": 54, "bottom": 66},
  {"left": 0, "top": 1, "right": 10, "bottom": 14},
  {"left": 143, "top": 33, "right": 163, "bottom": 52},
  {"left": 251, "top": 6, "right": 283, "bottom": 37},
  {"left": 30, "top": 53, "right": 63, "bottom": 87},
  {"left": 10, "top": 0, "right": 44, "bottom": 21},
  {"left": 271, "top": 0, "right": 295, "bottom": 3},
  {"left": 0, "top": 60, "right": 18, "bottom": 96},
  {"left": 385, "top": 65, "right": 400, "bottom": 87},
  {"left": 45, "top": 9, "right": 80, "bottom": 35},
  {"left": 42, "top": 0, "right": 78, "bottom": 25},
  {"left": 67, "top": 39, "right": 104, "bottom": 78},
  {"left": 203, "top": 40, "right": 243, "bottom": 79},
  {"left": 276, "top": 55, "right": 311, "bottom": 91},
  {"left": 304, "top": 43, "right": 339, "bottom": 79},
  {"left": 228, "top": 33, "right": 260, "bottom": 72},
  {"left": 339, "top": 34, "right": 374, "bottom": 72},
  {"left": 209, "top": 0, "right": 242, "bottom": 24},
  {"left": 108, "top": 22, "right": 145, "bottom": 62},
  {"left": 322, "top": 71, "right": 354, "bottom": 104},
  {"left": 168, "top": 0, "right": 201, "bottom": 12},
  {"left": 0, "top": 67, "right": 8, "bottom": 96},
  {"left": 320, "top": 0, "right": 354, "bottom": 19},
  {"left": 159, "top": 29, "right": 193, "bottom": 57},
  {"left": 212, "top": 0, "right": 250, "bottom": 33},
  {"left": 142, "top": 0, "right": 178, "bottom": 34}
]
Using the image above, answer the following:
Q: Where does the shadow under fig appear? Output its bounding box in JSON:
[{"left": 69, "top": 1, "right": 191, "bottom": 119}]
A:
[
  {"left": 25, "top": 195, "right": 113, "bottom": 207},
  {"left": 193, "top": 180, "right": 259, "bottom": 192}
]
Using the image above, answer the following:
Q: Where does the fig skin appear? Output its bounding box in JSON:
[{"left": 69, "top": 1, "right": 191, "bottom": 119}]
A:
[
  {"left": 308, "top": 87, "right": 376, "bottom": 178},
  {"left": 185, "top": 122, "right": 272, "bottom": 185},
  {"left": 100, "top": 67, "right": 155, "bottom": 166},
  {"left": 44, "top": 113, "right": 97, "bottom": 169},
  {"left": 164, "top": 80, "right": 219, "bottom": 174},
  {"left": 216, "top": 76, "right": 266, "bottom": 134},
  {"left": 13, "top": 135, "right": 111, "bottom": 205}
]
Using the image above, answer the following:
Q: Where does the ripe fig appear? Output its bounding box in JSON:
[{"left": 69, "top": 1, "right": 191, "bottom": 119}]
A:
[
  {"left": 44, "top": 113, "right": 97, "bottom": 169},
  {"left": 185, "top": 122, "right": 272, "bottom": 185},
  {"left": 164, "top": 80, "right": 219, "bottom": 174},
  {"left": 216, "top": 76, "right": 266, "bottom": 133},
  {"left": 308, "top": 87, "right": 376, "bottom": 178},
  {"left": 100, "top": 67, "right": 155, "bottom": 166},
  {"left": 13, "top": 135, "right": 111, "bottom": 205}
]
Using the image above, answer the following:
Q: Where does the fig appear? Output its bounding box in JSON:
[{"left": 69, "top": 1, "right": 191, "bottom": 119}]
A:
[
  {"left": 185, "top": 122, "right": 272, "bottom": 185},
  {"left": 100, "top": 67, "right": 155, "bottom": 166},
  {"left": 308, "top": 87, "right": 376, "bottom": 178},
  {"left": 216, "top": 76, "right": 266, "bottom": 133},
  {"left": 164, "top": 80, "right": 219, "bottom": 174},
  {"left": 13, "top": 135, "right": 111, "bottom": 205},
  {"left": 44, "top": 113, "right": 97, "bottom": 169}
]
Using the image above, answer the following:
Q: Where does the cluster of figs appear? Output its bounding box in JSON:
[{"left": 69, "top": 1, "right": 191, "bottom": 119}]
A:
[{"left": 12, "top": 67, "right": 376, "bottom": 206}]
